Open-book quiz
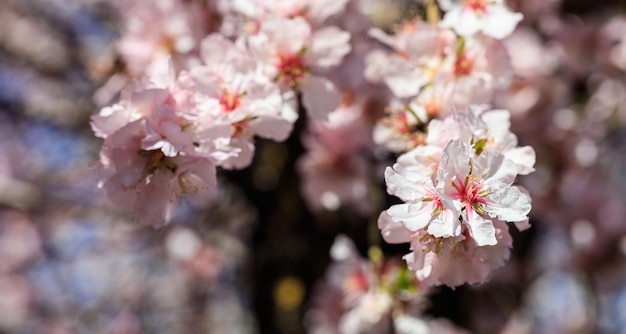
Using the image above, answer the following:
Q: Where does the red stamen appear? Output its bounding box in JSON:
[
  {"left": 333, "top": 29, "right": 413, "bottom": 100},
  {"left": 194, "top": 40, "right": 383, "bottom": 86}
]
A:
[
  {"left": 278, "top": 54, "right": 307, "bottom": 87},
  {"left": 465, "top": 0, "right": 489, "bottom": 14},
  {"left": 219, "top": 91, "right": 241, "bottom": 113},
  {"left": 454, "top": 52, "right": 475, "bottom": 77}
]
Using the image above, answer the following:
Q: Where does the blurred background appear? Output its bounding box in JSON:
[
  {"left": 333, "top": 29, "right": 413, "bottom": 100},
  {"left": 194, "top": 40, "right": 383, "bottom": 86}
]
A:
[{"left": 1, "top": 0, "right": 626, "bottom": 333}]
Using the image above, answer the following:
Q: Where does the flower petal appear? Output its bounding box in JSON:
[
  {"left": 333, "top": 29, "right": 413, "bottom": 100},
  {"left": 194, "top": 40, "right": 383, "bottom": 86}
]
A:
[
  {"left": 377, "top": 211, "right": 412, "bottom": 244},
  {"left": 300, "top": 75, "right": 341, "bottom": 120},
  {"left": 464, "top": 208, "right": 497, "bottom": 246}
]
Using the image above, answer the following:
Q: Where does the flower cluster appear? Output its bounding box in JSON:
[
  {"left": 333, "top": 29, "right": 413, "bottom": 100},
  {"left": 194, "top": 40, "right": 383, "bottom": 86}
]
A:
[
  {"left": 378, "top": 108, "right": 535, "bottom": 287},
  {"left": 366, "top": 13, "right": 515, "bottom": 153},
  {"left": 363, "top": 0, "right": 533, "bottom": 288},
  {"left": 94, "top": 0, "right": 534, "bottom": 298},
  {"left": 92, "top": 1, "right": 354, "bottom": 226},
  {"left": 297, "top": 102, "right": 374, "bottom": 214},
  {"left": 306, "top": 235, "right": 468, "bottom": 334},
  {"left": 11, "top": 0, "right": 626, "bottom": 331}
]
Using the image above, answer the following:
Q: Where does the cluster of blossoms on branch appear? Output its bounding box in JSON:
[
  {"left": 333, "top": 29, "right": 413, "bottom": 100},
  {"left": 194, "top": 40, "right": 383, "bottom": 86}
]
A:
[
  {"left": 92, "top": 0, "right": 534, "bottom": 303},
  {"left": 378, "top": 108, "right": 534, "bottom": 287},
  {"left": 92, "top": 0, "right": 354, "bottom": 226},
  {"left": 360, "top": 0, "right": 536, "bottom": 288}
]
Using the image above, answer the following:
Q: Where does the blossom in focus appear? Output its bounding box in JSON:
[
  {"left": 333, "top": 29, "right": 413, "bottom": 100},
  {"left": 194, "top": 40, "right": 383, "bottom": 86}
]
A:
[
  {"left": 436, "top": 139, "right": 531, "bottom": 246},
  {"left": 379, "top": 211, "right": 515, "bottom": 288},
  {"left": 439, "top": 0, "right": 523, "bottom": 39},
  {"left": 378, "top": 108, "right": 534, "bottom": 287}
]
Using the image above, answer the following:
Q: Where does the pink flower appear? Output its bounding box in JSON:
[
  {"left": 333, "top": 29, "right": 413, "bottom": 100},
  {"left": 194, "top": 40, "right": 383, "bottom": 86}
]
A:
[
  {"left": 247, "top": 17, "right": 351, "bottom": 119},
  {"left": 365, "top": 20, "right": 455, "bottom": 98},
  {"left": 377, "top": 107, "right": 534, "bottom": 287},
  {"left": 116, "top": 0, "right": 208, "bottom": 77},
  {"left": 298, "top": 103, "right": 372, "bottom": 213},
  {"left": 191, "top": 34, "right": 293, "bottom": 169},
  {"left": 378, "top": 212, "right": 514, "bottom": 287},
  {"left": 92, "top": 60, "right": 205, "bottom": 160},
  {"left": 439, "top": 0, "right": 523, "bottom": 39},
  {"left": 226, "top": 0, "right": 349, "bottom": 26},
  {"left": 404, "top": 219, "right": 513, "bottom": 287},
  {"left": 95, "top": 119, "right": 218, "bottom": 227},
  {"left": 437, "top": 35, "right": 514, "bottom": 109},
  {"left": 384, "top": 155, "right": 462, "bottom": 238},
  {"left": 436, "top": 139, "right": 531, "bottom": 246},
  {"left": 91, "top": 60, "right": 230, "bottom": 226}
]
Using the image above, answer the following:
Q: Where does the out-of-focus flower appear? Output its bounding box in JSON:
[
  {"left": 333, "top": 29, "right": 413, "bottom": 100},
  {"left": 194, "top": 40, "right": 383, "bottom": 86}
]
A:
[
  {"left": 298, "top": 101, "right": 373, "bottom": 213},
  {"left": 222, "top": 0, "right": 349, "bottom": 26},
  {"left": 190, "top": 34, "right": 293, "bottom": 169},
  {"left": 439, "top": 0, "right": 523, "bottom": 39},
  {"left": 247, "top": 16, "right": 351, "bottom": 119},
  {"left": 92, "top": 62, "right": 225, "bottom": 227},
  {"left": 116, "top": 0, "right": 209, "bottom": 77},
  {"left": 306, "top": 235, "right": 470, "bottom": 332},
  {"left": 366, "top": 19, "right": 454, "bottom": 99}
]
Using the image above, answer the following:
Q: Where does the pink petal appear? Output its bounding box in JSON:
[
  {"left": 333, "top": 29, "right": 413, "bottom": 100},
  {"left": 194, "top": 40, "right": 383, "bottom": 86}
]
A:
[{"left": 300, "top": 75, "right": 341, "bottom": 120}]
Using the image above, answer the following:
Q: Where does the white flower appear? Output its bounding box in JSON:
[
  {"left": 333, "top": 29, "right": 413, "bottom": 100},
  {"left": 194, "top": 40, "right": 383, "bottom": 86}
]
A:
[
  {"left": 436, "top": 139, "right": 531, "bottom": 246},
  {"left": 384, "top": 154, "right": 462, "bottom": 238},
  {"left": 439, "top": 0, "right": 523, "bottom": 39}
]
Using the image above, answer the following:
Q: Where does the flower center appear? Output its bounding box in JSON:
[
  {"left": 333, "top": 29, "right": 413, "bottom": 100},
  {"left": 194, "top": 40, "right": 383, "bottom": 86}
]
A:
[
  {"left": 464, "top": 0, "right": 489, "bottom": 14},
  {"left": 454, "top": 52, "right": 475, "bottom": 77},
  {"left": 423, "top": 100, "right": 442, "bottom": 118},
  {"left": 453, "top": 176, "right": 489, "bottom": 209},
  {"left": 277, "top": 54, "right": 308, "bottom": 88},
  {"left": 219, "top": 90, "right": 242, "bottom": 113},
  {"left": 140, "top": 149, "right": 178, "bottom": 174},
  {"left": 380, "top": 109, "right": 427, "bottom": 149}
]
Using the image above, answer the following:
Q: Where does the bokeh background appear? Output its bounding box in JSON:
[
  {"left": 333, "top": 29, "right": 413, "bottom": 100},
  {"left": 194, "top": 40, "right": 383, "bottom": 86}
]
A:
[{"left": 1, "top": 0, "right": 626, "bottom": 333}]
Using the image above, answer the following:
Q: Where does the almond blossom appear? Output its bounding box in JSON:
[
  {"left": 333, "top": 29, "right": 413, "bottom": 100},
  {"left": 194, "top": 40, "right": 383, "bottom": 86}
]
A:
[
  {"left": 436, "top": 139, "right": 531, "bottom": 246},
  {"left": 384, "top": 156, "right": 461, "bottom": 238},
  {"left": 91, "top": 62, "right": 229, "bottom": 226},
  {"left": 438, "top": 0, "right": 523, "bottom": 39},
  {"left": 222, "top": 0, "right": 349, "bottom": 27},
  {"left": 437, "top": 35, "right": 514, "bottom": 109},
  {"left": 95, "top": 118, "right": 218, "bottom": 227},
  {"left": 365, "top": 19, "right": 455, "bottom": 99},
  {"left": 297, "top": 102, "right": 372, "bottom": 213},
  {"left": 190, "top": 34, "right": 293, "bottom": 169},
  {"left": 115, "top": 0, "right": 209, "bottom": 77},
  {"left": 378, "top": 108, "right": 534, "bottom": 287},
  {"left": 247, "top": 16, "right": 351, "bottom": 120},
  {"left": 92, "top": 64, "right": 199, "bottom": 158},
  {"left": 379, "top": 212, "right": 514, "bottom": 287}
]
